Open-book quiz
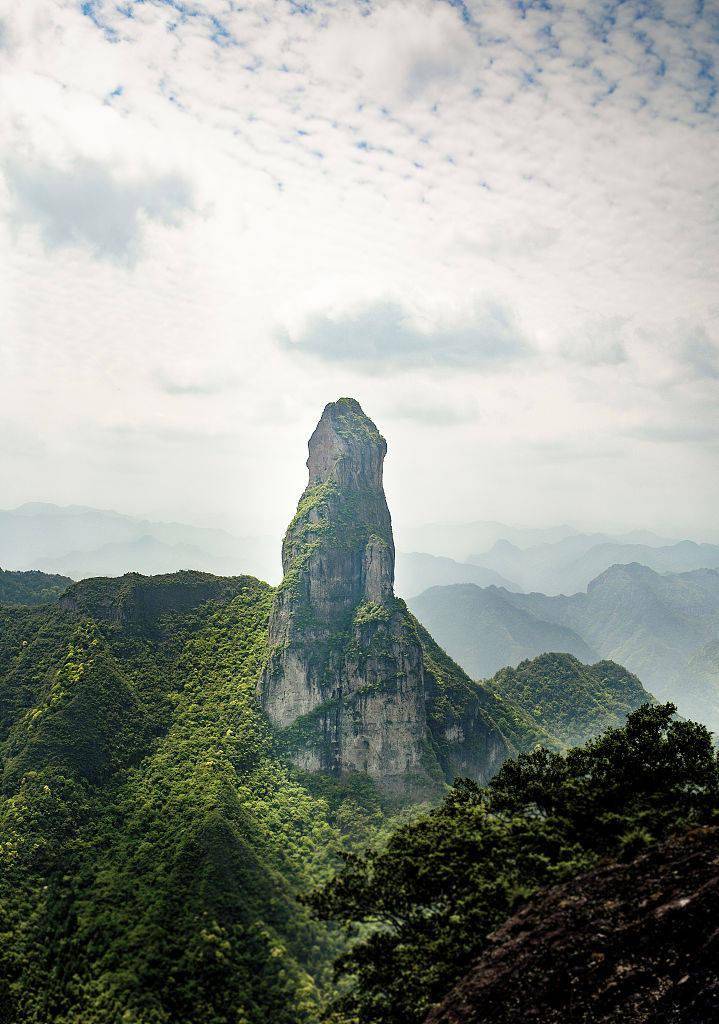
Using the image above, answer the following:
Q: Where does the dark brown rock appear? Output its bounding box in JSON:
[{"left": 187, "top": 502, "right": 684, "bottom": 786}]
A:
[{"left": 426, "top": 826, "right": 719, "bottom": 1024}]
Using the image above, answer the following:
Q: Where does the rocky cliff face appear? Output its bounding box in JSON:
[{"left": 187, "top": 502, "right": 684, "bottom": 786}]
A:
[{"left": 260, "top": 398, "right": 510, "bottom": 794}]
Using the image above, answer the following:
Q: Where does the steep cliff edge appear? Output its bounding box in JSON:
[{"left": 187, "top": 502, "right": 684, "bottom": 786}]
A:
[{"left": 260, "top": 398, "right": 511, "bottom": 793}]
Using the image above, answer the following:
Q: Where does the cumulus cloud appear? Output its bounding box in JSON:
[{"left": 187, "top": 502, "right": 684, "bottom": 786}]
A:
[
  {"left": 3, "top": 157, "right": 194, "bottom": 263},
  {"left": 277, "top": 299, "right": 531, "bottom": 372}
]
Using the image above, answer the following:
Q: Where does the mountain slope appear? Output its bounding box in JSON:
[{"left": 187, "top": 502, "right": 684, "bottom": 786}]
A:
[
  {"left": 485, "top": 653, "right": 652, "bottom": 748},
  {"left": 506, "top": 564, "right": 719, "bottom": 726},
  {"left": 0, "top": 573, "right": 346, "bottom": 1024},
  {"left": 411, "top": 565, "right": 719, "bottom": 730},
  {"left": 410, "top": 584, "right": 597, "bottom": 679},
  {"left": 0, "top": 563, "right": 545, "bottom": 1024},
  {"left": 0, "top": 568, "right": 72, "bottom": 606}
]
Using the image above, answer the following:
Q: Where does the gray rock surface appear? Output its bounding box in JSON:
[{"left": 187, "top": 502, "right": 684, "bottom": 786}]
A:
[{"left": 260, "top": 398, "right": 510, "bottom": 794}]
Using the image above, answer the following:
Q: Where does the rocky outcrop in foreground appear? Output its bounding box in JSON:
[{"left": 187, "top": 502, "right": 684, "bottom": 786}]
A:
[
  {"left": 260, "top": 398, "right": 510, "bottom": 794},
  {"left": 426, "top": 826, "right": 719, "bottom": 1024}
]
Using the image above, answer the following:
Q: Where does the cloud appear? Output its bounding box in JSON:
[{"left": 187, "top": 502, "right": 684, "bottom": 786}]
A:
[
  {"left": 675, "top": 324, "right": 719, "bottom": 380},
  {"left": 1, "top": 0, "right": 718, "bottom": 538},
  {"left": 387, "top": 397, "right": 480, "bottom": 426},
  {"left": 277, "top": 299, "right": 531, "bottom": 373},
  {"left": 314, "top": 1, "right": 477, "bottom": 104},
  {"left": 3, "top": 156, "right": 194, "bottom": 263},
  {"left": 560, "top": 317, "right": 630, "bottom": 366},
  {"left": 153, "top": 369, "right": 238, "bottom": 397},
  {"left": 629, "top": 421, "right": 719, "bottom": 445}
]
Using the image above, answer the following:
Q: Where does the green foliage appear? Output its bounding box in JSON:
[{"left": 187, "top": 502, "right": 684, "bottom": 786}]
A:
[
  {"left": 486, "top": 652, "right": 652, "bottom": 748},
  {"left": 0, "top": 569, "right": 72, "bottom": 607},
  {"left": 0, "top": 574, "right": 391, "bottom": 1024},
  {"left": 353, "top": 602, "right": 390, "bottom": 625},
  {"left": 2, "top": 621, "right": 149, "bottom": 790},
  {"left": 308, "top": 703, "right": 719, "bottom": 1024}
]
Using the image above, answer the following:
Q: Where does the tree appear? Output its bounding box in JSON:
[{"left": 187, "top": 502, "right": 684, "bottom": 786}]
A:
[{"left": 307, "top": 704, "right": 719, "bottom": 1024}]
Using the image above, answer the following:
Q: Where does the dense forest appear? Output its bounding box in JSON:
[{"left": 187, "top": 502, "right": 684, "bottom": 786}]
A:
[{"left": 0, "top": 570, "right": 715, "bottom": 1023}]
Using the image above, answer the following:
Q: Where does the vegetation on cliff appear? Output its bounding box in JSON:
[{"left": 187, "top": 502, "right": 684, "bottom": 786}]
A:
[{"left": 426, "top": 825, "right": 719, "bottom": 1024}]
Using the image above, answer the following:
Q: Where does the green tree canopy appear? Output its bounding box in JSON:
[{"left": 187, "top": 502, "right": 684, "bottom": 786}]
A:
[{"left": 308, "top": 704, "right": 719, "bottom": 1024}]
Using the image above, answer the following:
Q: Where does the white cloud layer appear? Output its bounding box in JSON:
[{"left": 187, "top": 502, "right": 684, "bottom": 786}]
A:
[{"left": 1, "top": 0, "right": 718, "bottom": 540}]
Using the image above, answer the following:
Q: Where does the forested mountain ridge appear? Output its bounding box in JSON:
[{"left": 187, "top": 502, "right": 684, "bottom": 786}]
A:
[
  {"left": 0, "top": 568, "right": 72, "bottom": 606},
  {"left": 0, "top": 569, "right": 662, "bottom": 1024},
  {"left": 485, "top": 653, "right": 652, "bottom": 749},
  {"left": 0, "top": 572, "right": 350, "bottom": 1022}
]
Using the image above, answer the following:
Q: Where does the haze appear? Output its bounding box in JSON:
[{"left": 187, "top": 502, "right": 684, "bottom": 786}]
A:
[{"left": 2, "top": 1, "right": 718, "bottom": 540}]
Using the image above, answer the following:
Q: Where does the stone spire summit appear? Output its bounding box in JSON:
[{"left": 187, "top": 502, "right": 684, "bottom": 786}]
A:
[{"left": 259, "top": 398, "right": 509, "bottom": 794}]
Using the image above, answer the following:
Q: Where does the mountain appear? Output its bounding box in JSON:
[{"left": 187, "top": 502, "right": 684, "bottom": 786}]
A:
[
  {"left": 38, "top": 534, "right": 242, "bottom": 580},
  {"left": 470, "top": 534, "right": 719, "bottom": 595},
  {"left": 0, "top": 398, "right": 556, "bottom": 1023},
  {"left": 411, "top": 564, "right": 719, "bottom": 731},
  {"left": 0, "top": 571, "right": 343, "bottom": 1023},
  {"left": 394, "top": 521, "right": 678, "bottom": 566},
  {"left": 485, "top": 653, "right": 652, "bottom": 749},
  {"left": 0, "top": 502, "right": 280, "bottom": 582},
  {"left": 259, "top": 398, "right": 513, "bottom": 795},
  {"left": 394, "top": 552, "right": 519, "bottom": 599},
  {"left": 395, "top": 521, "right": 578, "bottom": 562},
  {"left": 410, "top": 584, "right": 597, "bottom": 679},
  {"left": 426, "top": 826, "right": 719, "bottom": 1024},
  {"left": 0, "top": 568, "right": 72, "bottom": 606}
]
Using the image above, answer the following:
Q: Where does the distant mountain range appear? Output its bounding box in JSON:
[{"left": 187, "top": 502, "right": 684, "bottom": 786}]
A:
[
  {"left": 4, "top": 505, "right": 716, "bottom": 598},
  {"left": 394, "top": 521, "right": 581, "bottom": 562},
  {"left": 468, "top": 534, "right": 719, "bottom": 595},
  {"left": 394, "top": 551, "right": 519, "bottom": 598},
  {"left": 410, "top": 563, "right": 719, "bottom": 732},
  {"left": 410, "top": 583, "right": 595, "bottom": 677},
  {"left": 0, "top": 503, "right": 281, "bottom": 583}
]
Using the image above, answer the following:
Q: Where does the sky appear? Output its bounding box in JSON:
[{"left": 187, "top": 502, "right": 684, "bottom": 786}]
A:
[{"left": 1, "top": 0, "right": 718, "bottom": 541}]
